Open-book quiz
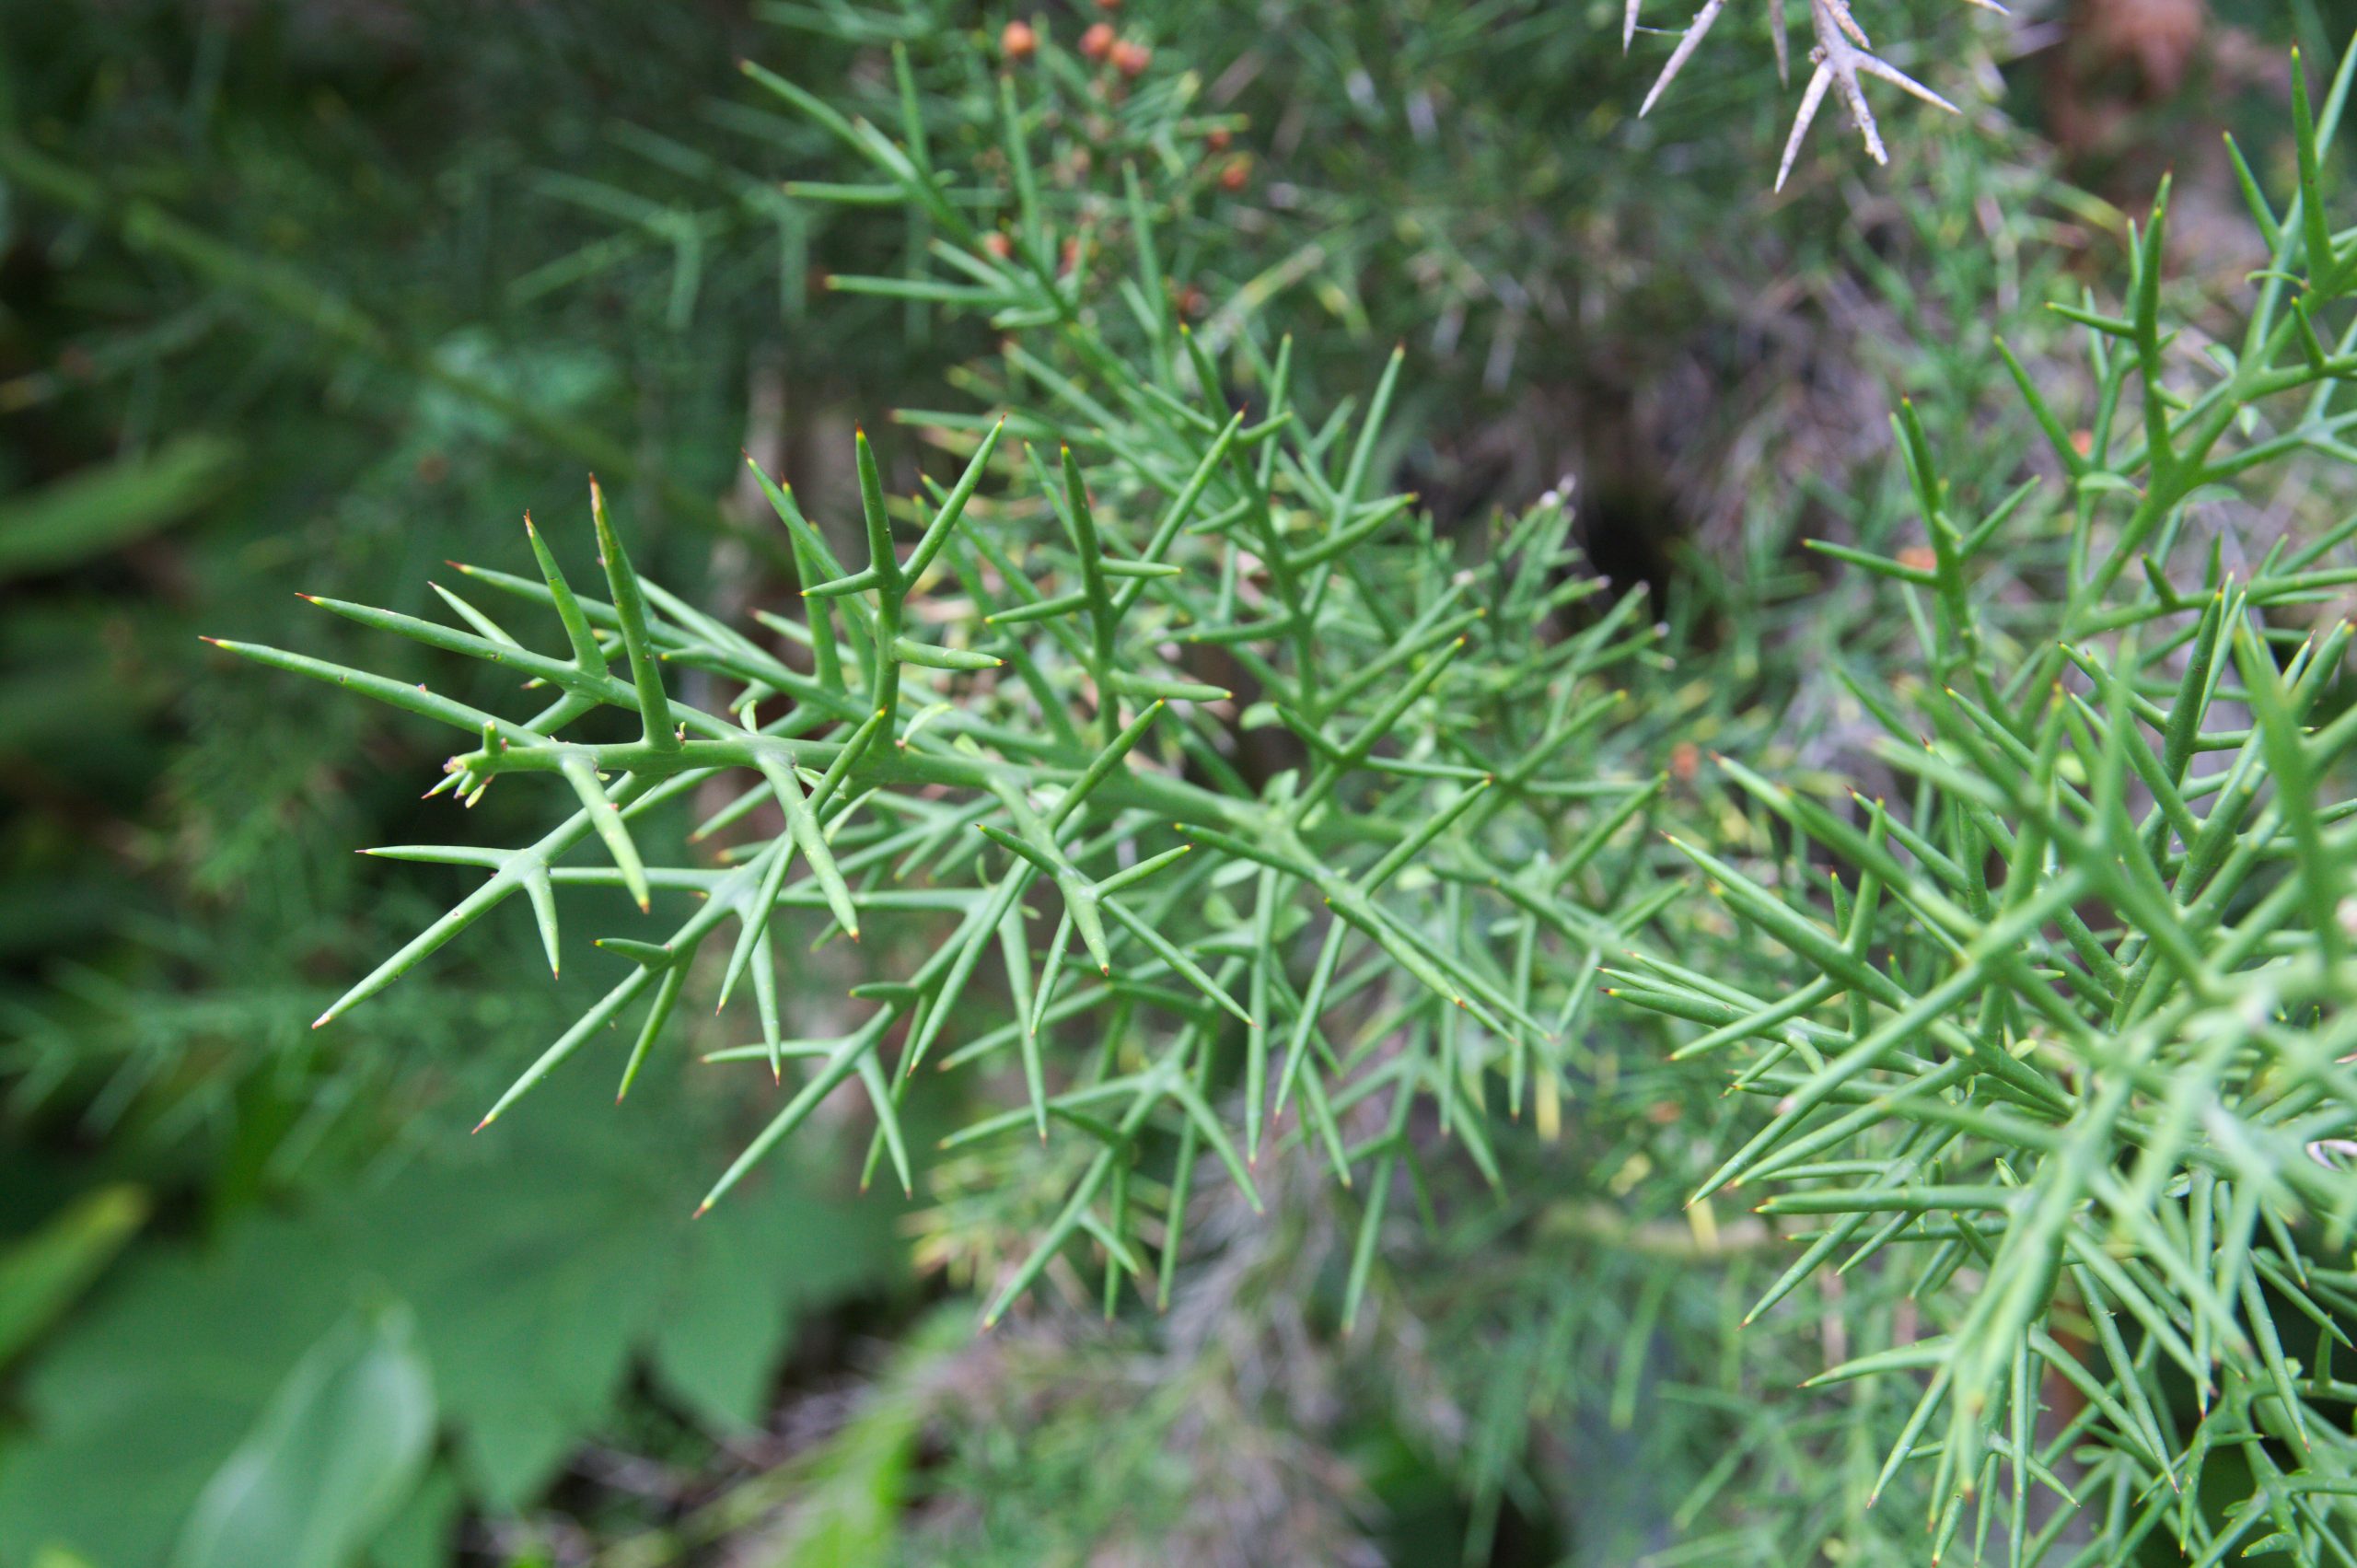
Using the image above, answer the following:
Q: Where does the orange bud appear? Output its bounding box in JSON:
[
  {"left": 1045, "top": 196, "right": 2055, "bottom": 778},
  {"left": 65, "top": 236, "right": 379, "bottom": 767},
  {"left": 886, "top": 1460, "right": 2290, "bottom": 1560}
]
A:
[
  {"left": 1110, "top": 39, "right": 1150, "bottom": 77},
  {"left": 1000, "top": 19, "right": 1037, "bottom": 61},
  {"left": 1898, "top": 545, "right": 1938, "bottom": 574},
  {"left": 1217, "top": 155, "right": 1251, "bottom": 193},
  {"left": 1079, "top": 21, "right": 1114, "bottom": 60},
  {"left": 1206, "top": 126, "right": 1233, "bottom": 153},
  {"left": 983, "top": 231, "right": 1015, "bottom": 261}
]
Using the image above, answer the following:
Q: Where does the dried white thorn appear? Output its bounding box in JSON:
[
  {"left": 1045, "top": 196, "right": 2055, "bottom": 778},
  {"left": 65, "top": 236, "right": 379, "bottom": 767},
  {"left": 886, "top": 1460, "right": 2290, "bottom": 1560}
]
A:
[
  {"left": 1819, "top": 0, "right": 1872, "bottom": 50},
  {"left": 1640, "top": 0, "right": 1730, "bottom": 118},
  {"left": 1855, "top": 52, "right": 1959, "bottom": 116},
  {"left": 1834, "top": 69, "right": 1888, "bottom": 168},
  {"left": 1779, "top": 0, "right": 1966, "bottom": 186},
  {"left": 1623, "top": 0, "right": 1970, "bottom": 191},
  {"left": 1777, "top": 61, "right": 1836, "bottom": 192}
]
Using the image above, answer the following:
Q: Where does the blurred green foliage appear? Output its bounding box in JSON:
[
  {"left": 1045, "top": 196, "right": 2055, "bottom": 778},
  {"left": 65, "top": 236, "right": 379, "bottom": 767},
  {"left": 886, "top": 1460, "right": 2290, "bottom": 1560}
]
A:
[{"left": 0, "top": 1070, "right": 897, "bottom": 1565}]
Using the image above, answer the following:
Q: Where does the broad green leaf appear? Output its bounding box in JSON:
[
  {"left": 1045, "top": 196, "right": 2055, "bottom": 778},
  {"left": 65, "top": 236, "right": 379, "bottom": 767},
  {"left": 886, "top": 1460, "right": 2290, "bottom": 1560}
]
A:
[{"left": 169, "top": 1307, "right": 435, "bottom": 1568}]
